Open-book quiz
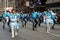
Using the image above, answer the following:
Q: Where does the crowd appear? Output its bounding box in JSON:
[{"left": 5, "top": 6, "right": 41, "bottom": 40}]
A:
[{"left": 1, "top": 8, "right": 57, "bottom": 38}]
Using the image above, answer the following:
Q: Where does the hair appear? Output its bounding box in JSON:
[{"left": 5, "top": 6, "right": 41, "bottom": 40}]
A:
[
  {"left": 46, "top": 8, "right": 50, "bottom": 11},
  {"left": 11, "top": 9, "right": 15, "bottom": 12}
]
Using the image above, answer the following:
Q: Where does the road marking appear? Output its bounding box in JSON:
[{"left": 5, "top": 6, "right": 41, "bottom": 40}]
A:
[
  {"left": 49, "top": 33, "right": 60, "bottom": 37},
  {"left": 22, "top": 22, "right": 60, "bottom": 37},
  {"left": 37, "top": 30, "right": 60, "bottom": 37}
]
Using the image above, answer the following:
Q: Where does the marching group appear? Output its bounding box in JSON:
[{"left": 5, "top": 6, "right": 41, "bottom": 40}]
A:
[{"left": 2, "top": 8, "right": 57, "bottom": 38}]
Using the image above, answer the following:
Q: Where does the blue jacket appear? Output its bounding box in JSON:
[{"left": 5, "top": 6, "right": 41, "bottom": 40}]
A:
[
  {"left": 51, "top": 13, "right": 56, "bottom": 19},
  {"left": 2, "top": 12, "right": 9, "bottom": 19},
  {"left": 31, "top": 12, "right": 38, "bottom": 19},
  {"left": 7, "top": 13, "right": 19, "bottom": 22},
  {"left": 44, "top": 11, "right": 52, "bottom": 19},
  {"left": 20, "top": 14, "right": 27, "bottom": 19},
  {"left": 44, "top": 11, "right": 47, "bottom": 16},
  {"left": 37, "top": 12, "right": 42, "bottom": 18}
]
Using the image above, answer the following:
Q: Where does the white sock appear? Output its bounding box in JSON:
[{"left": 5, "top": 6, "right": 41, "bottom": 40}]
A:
[
  {"left": 11, "top": 27, "right": 14, "bottom": 38},
  {"left": 15, "top": 32, "right": 18, "bottom": 36}
]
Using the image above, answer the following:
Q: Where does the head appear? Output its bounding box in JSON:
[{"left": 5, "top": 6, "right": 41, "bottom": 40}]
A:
[
  {"left": 46, "top": 8, "right": 50, "bottom": 12},
  {"left": 33, "top": 9, "right": 35, "bottom": 12},
  {"left": 11, "top": 9, "right": 16, "bottom": 14},
  {"left": 53, "top": 9, "right": 56, "bottom": 13},
  {"left": 23, "top": 11, "right": 25, "bottom": 13}
]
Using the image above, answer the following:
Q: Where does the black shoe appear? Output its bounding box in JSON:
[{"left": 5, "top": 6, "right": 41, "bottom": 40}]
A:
[
  {"left": 22, "top": 25, "right": 24, "bottom": 27},
  {"left": 38, "top": 24, "right": 40, "bottom": 27},
  {"left": 33, "top": 28, "right": 35, "bottom": 30},
  {"left": 35, "top": 26, "right": 37, "bottom": 28},
  {"left": 9, "top": 29, "right": 11, "bottom": 33},
  {"left": 17, "top": 29, "right": 19, "bottom": 32},
  {"left": 52, "top": 26, "right": 54, "bottom": 29},
  {"left": 3, "top": 26, "right": 5, "bottom": 29}
]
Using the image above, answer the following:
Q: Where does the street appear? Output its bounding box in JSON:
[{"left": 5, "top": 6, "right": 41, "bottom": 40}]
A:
[{"left": 0, "top": 21, "right": 60, "bottom": 40}]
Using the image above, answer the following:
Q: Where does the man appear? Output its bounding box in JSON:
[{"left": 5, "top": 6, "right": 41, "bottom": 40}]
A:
[
  {"left": 8, "top": 9, "right": 20, "bottom": 38},
  {"left": 31, "top": 10, "right": 38, "bottom": 30},
  {"left": 2, "top": 11, "right": 10, "bottom": 29},
  {"left": 43, "top": 8, "right": 54, "bottom": 33},
  {"left": 20, "top": 11, "right": 27, "bottom": 27},
  {"left": 37, "top": 11, "right": 42, "bottom": 26},
  {"left": 50, "top": 10, "right": 57, "bottom": 29}
]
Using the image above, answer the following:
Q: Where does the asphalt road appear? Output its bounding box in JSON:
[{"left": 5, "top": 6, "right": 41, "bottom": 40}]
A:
[{"left": 0, "top": 21, "right": 60, "bottom": 40}]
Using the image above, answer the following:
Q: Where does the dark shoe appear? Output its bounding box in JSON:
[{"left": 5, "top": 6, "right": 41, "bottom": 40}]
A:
[
  {"left": 38, "top": 24, "right": 40, "bottom": 27},
  {"left": 33, "top": 28, "right": 35, "bottom": 30},
  {"left": 9, "top": 29, "right": 11, "bottom": 33},
  {"left": 52, "top": 26, "right": 54, "bottom": 29},
  {"left": 3, "top": 26, "right": 5, "bottom": 29}
]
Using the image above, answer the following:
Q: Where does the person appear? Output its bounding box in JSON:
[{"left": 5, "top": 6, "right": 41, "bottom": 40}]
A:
[
  {"left": 37, "top": 11, "right": 42, "bottom": 26},
  {"left": 31, "top": 10, "right": 38, "bottom": 30},
  {"left": 43, "top": 8, "right": 54, "bottom": 33},
  {"left": 43, "top": 10, "right": 47, "bottom": 23},
  {"left": 8, "top": 9, "right": 20, "bottom": 38},
  {"left": 50, "top": 10, "right": 57, "bottom": 29},
  {"left": 20, "top": 11, "right": 27, "bottom": 27},
  {"left": 2, "top": 11, "right": 10, "bottom": 29}
]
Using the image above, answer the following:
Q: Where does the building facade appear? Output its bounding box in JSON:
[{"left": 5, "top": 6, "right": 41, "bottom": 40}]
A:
[{"left": 0, "top": 0, "right": 15, "bottom": 13}]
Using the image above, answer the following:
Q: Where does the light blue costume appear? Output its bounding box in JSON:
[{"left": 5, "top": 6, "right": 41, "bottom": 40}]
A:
[
  {"left": 2, "top": 12, "right": 11, "bottom": 29},
  {"left": 7, "top": 13, "right": 19, "bottom": 29},
  {"left": 2, "top": 12, "right": 6, "bottom": 25},
  {"left": 2, "top": 12, "right": 8, "bottom": 20},
  {"left": 27, "top": 14, "right": 32, "bottom": 22},
  {"left": 43, "top": 11, "right": 54, "bottom": 27},
  {"left": 31, "top": 12, "right": 38, "bottom": 19},
  {"left": 20, "top": 13, "right": 27, "bottom": 27},
  {"left": 51, "top": 14, "right": 56, "bottom": 19},
  {"left": 50, "top": 10, "right": 56, "bottom": 20},
  {"left": 37, "top": 12, "right": 42, "bottom": 18},
  {"left": 20, "top": 13, "right": 27, "bottom": 23},
  {"left": 31, "top": 12, "right": 38, "bottom": 30},
  {"left": 20, "top": 14, "right": 27, "bottom": 19},
  {"left": 37, "top": 12, "right": 42, "bottom": 26},
  {"left": 31, "top": 12, "right": 38, "bottom": 22},
  {"left": 2, "top": 12, "right": 9, "bottom": 26}
]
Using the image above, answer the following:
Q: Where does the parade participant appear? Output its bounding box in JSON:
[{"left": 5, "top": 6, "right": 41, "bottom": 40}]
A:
[
  {"left": 2, "top": 11, "right": 6, "bottom": 29},
  {"left": 26, "top": 13, "right": 29, "bottom": 21},
  {"left": 8, "top": 9, "right": 19, "bottom": 38},
  {"left": 20, "top": 11, "right": 27, "bottom": 27},
  {"left": 31, "top": 10, "right": 38, "bottom": 30},
  {"left": 43, "top": 10, "right": 47, "bottom": 23},
  {"left": 50, "top": 10, "right": 57, "bottom": 29},
  {"left": 2, "top": 11, "right": 10, "bottom": 29},
  {"left": 37, "top": 11, "right": 42, "bottom": 26},
  {"left": 43, "top": 8, "right": 54, "bottom": 33},
  {"left": 26, "top": 13, "right": 32, "bottom": 22}
]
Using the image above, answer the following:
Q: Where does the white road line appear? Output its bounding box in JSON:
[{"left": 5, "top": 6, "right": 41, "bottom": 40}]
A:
[
  {"left": 37, "top": 30, "right": 60, "bottom": 37},
  {"left": 49, "top": 33, "right": 60, "bottom": 37},
  {"left": 26, "top": 22, "right": 60, "bottom": 37}
]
